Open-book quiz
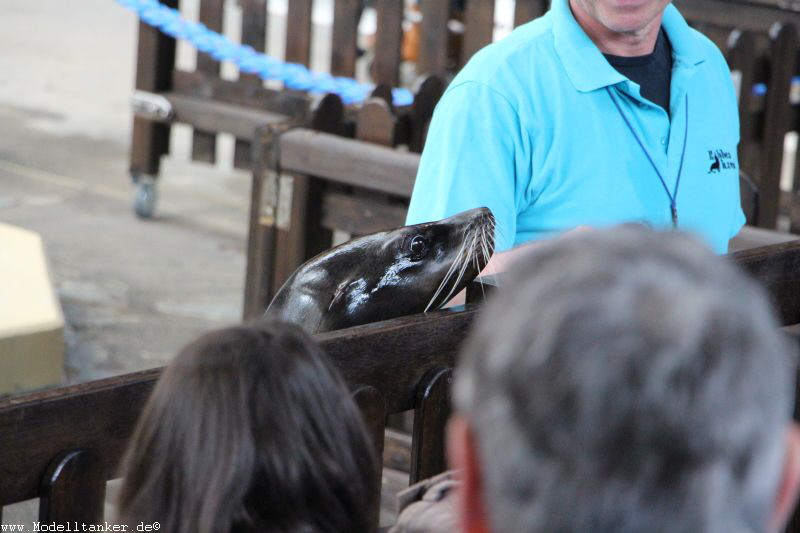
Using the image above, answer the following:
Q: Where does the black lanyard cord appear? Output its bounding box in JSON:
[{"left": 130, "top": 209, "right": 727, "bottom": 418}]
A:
[{"left": 606, "top": 87, "right": 689, "bottom": 228}]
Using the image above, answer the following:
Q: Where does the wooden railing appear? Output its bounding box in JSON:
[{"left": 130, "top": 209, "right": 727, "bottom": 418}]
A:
[
  {"left": 0, "top": 305, "right": 477, "bottom": 531},
  {"left": 5, "top": 239, "right": 800, "bottom": 530}
]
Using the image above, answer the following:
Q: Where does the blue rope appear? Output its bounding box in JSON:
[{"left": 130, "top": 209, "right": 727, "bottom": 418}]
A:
[{"left": 118, "top": 0, "right": 415, "bottom": 107}]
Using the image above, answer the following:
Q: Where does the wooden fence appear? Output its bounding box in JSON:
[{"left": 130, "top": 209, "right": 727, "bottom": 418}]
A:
[
  {"left": 0, "top": 304, "right": 478, "bottom": 532},
  {"left": 129, "top": 0, "right": 551, "bottom": 194},
  {"left": 4, "top": 239, "right": 800, "bottom": 530}
]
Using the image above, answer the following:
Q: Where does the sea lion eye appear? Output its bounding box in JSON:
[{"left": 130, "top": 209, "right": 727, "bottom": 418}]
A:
[{"left": 408, "top": 235, "right": 429, "bottom": 260}]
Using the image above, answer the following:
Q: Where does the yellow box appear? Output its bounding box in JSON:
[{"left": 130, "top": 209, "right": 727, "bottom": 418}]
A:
[{"left": 0, "top": 223, "right": 64, "bottom": 394}]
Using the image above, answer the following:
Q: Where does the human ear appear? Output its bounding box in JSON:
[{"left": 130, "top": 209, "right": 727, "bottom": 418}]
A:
[
  {"left": 770, "top": 423, "right": 800, "bottom": 532},
  {"left": 447, "top": 415, "right": 491, "bottom": 533}
]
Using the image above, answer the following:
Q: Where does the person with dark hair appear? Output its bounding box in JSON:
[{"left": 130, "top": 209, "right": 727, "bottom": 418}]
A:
[
  {"left": 117, "top": 320, "right": 377, "bottom": 533},
  {"left": 447, "top": 226, "right": 800, "bottom": 532}
]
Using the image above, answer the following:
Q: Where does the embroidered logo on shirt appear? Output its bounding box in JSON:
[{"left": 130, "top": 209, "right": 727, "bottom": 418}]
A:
[{"left": 708, "top": 149, "right": 736, "bottom": 173}]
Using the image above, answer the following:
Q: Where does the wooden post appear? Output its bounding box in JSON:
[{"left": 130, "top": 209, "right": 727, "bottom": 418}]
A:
[
  {"left": 409, "top": 76, "right": 445, "bottom": 153},
  {"left": 353, "top": 385, "right": 387, "bottom": 533},
  {"left": 129, "top": 0, "right": 178, "bottom": 178},
  {"left": 39, "top": 450, "right": 106, "bottom": 525},
  {"left": 418, "top": 0, "right": 451, "bottom": 77},
  {"left": 374, "top": 0, "right": 404, "bottom": 86},
  {"left": 410, "top": 366, "right": 453, "bottom": 484},
  {"left": 726, "top": 30, "right": 759, "bottom": 181},
  {"left": 233, "top": 0, "right": 268, "bottom": 170},
  {"left": 191, "top": 0, "right": 225, "bottom": 164},
  {"left": 461, "top": 0, "right": 495, "bottom": 67},
  {"left": 758, "top": 23, "right": 798, "bottom": 228},
  {"left": 285, "top": 0, "right": 313, "bottom": 66},
  {"left": 243, "top": 123, "right": 287, "bottom": 319},
  {"left": 514, "top": 0, "right": 549, "bottom": 27},
  {"left": 332, "top": 0, "right": 362, "bottom": 78}
]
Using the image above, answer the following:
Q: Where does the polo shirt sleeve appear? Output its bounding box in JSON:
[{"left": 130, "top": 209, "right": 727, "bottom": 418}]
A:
[{"left": 405, "top": 81, "right": 530, "bottom": 252}]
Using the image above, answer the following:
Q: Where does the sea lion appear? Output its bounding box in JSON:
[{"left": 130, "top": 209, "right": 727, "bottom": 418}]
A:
[{"left": 265, "top": 207, "right": 495, "bottom": 334}]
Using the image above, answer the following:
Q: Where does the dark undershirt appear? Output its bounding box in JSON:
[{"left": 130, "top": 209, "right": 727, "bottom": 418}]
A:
[{"left": 603, "top": 28, "right": 673, "bottom": 115}]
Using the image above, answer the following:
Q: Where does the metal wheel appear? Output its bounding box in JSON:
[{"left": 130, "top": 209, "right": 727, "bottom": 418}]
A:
[{"left": 133, "top": 176, "right": 157, "bottom": 219}]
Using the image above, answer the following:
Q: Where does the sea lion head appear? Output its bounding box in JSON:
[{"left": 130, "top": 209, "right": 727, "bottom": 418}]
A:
[{"left": 266, "top": 207, "right": 495, "bottom": 333}]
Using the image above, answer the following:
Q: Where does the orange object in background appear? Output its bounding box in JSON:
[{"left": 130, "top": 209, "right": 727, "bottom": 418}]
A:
[{"left": 402, "top": 3, "right": 422, "bottom": 62}]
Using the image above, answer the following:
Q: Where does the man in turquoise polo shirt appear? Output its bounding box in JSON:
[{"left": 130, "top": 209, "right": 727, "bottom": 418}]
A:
[{"left": 405, "top": 0, "right": 744, "bottom": 264}]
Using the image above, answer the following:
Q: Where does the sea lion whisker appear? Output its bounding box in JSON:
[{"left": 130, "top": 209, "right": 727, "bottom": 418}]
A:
[
  {"left": 438, "top": 238, "right": 474, "bottom": 306},
  {"left": 430, "top": 227, "right": 475, "bottom": 311},
  {"left": 440, "top": 254, "right": 471, "bottom": 306},
  {"left": 470, "top": 237, "right": 487, "bottom": 302},
  {"left": 424, "top": 235, "right": 470, "bottom": 312}
]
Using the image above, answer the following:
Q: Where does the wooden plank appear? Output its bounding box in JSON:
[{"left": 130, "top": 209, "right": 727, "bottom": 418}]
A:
[
  {"left": 674, "top": 0, "right": 800, "bottom": 33},
  {"left": 129, "top": 0, "right": 177, "bottom": 176},
  {"left": 243, "top": 124, "right": 285, "bottom": 319},
  {"left": 727, "top": 30, "right": 758, "bottom": 143},
  {"left": 322, "top": 191, "right": 408, "bottom": 235},
  {"left": 285, "top": 0, "right": 313, "bottom": 65},
  {"left": 39, "top": 450, "right": 106, "bottom": 525},
  {"left": 418, "top": 0, "right": 451, "bottom": 77},
  {"left": 279, "top": 129, "right": 419, "bottom": 197},
  {"left": 461, "top": 0, "right": 495, "bottom": 66},
  {"left": 317, "top": 308, "right": 477, "bottom": 409},
  {"left": 514, "top": 0, "right": 549, "bottom": 27},
  {"left": 0, "top": 305, "right": 478, "bottom": 506},
  {"left": 374, "top": 0, "right": 404, "bottom": 86},
  {"left": 172, "top": 70, "right": 309, "bottom": 118},
  {"left": 353, "top": 385, "right": 386, "bottom": 533},
  {"left": 7, "top": 239, "right": 800, "bottom": 510},
  {"left": 160, "top": 92, "right": 288, "bottom": 139},
  {"left": 239, "top": 0, "right": 268, "bottom": 84},
  {"left": 757, "top": 24, "right": 798, "bottom": 228},
  {"left": 410, "top": 367, "right": 452, "bottom": 484},
  {"left": 332, "top": 0, "right": 362, "bottom": 78},
  {"left": 192, "top": 0, "right": 225, "bottom": 164},
  {"left": 0, "top": 369, "right": 158, "bottom": 506},
  {"left": 356, "top": 98, "right": 397, "bottom": 146},
  {"left": 311, "top": 93, "right": 348, "bottom": 136},
  {"left": 729, "top": 240, "right": 800, "bottom": 325},
  {"left": 272, "top": 174, "right": 317, "bottom": 295},
  {"left": 235, "top": 0, "right": 269, "bottom": 169},
  {"left": 409, "top": 76, "right": 446, "bottom": 153}
]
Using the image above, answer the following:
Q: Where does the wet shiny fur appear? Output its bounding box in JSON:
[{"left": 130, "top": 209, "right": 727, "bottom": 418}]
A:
[{"left": 265, "top": 208, "right": 495, "bottom": 333}]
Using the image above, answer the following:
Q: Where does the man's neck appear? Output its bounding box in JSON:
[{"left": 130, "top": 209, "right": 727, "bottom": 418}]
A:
[{"left": 569, "top": 0, "right": 664, "bottom": 57}]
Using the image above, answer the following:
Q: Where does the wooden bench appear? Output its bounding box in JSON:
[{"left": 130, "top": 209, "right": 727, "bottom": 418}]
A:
[
  {"left": 4, "top": 239, "right": 800, "bottom": 531},
  {"left": 0, "top": 305, "right": 477, "bottom": 531}
]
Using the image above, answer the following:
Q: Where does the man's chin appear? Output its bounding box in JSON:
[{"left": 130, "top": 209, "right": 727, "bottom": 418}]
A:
[{"left": 600, "top": 12, "right": 661, "bottom": 37}]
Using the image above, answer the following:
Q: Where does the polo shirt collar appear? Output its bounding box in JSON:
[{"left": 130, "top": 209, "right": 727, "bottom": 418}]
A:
[{"left": 552, "top": 0, "right": 708, "bottom": 93}]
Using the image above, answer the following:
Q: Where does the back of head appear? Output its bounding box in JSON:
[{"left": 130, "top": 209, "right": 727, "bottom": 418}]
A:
[
  {"left": 118, "top": 320, "right": 377, "bottom": 533},
  {"left": 455, "top": 226, "right": 796, "bottom": 533}
]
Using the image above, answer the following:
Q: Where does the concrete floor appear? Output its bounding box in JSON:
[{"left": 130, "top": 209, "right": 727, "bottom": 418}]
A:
[
  {"left": 0, "top": 1, "right": 254, "bottom": 388},
  {"left": 1, "top": 0, "right": 256, "bottom": 526}
]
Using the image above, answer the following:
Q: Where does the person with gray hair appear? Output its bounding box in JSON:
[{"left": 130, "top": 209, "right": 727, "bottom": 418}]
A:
[{"left": 444, "top": 226, "right": 800, "bottom": 533}]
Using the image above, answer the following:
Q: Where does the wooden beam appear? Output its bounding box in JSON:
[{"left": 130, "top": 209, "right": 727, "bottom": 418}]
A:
[
  {"left": 0, "top": 307, "right": 476, "bottom": 507},
  {"left": 279, "top": 129, "right": 419, "bottom": 197},
  {"left": 674, "top": 0, "right": 800, "bottom": 32},
  {"left": 172, "top": 70, "right": 309, "bottom": 120},
  {"left": 730, "top": 239, "right": 800, "bottom": 325}
]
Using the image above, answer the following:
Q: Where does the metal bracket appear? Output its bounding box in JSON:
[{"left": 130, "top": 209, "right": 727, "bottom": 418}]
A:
[
  {"left": 131, "top": 90, "right": 174, "bottom": 121},
  {"left": 253, "top": 122, "right": 295, "bottom": 230}
]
